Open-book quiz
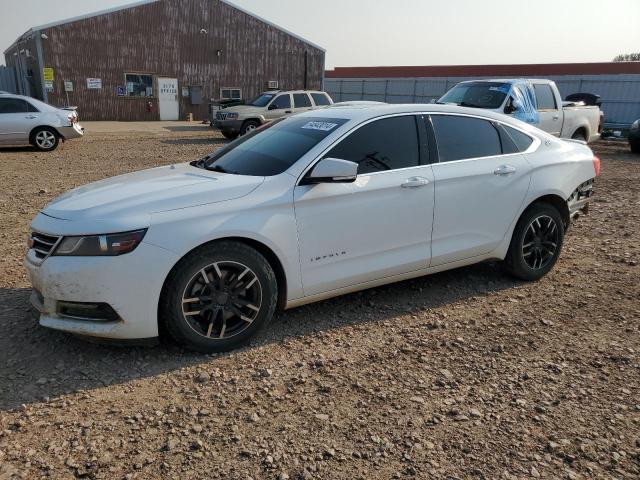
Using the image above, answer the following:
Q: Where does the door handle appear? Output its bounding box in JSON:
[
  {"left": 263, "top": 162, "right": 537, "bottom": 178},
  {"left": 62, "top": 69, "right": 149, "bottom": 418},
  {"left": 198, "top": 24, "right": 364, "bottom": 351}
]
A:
[
  {"left": 25, "top": 115, "right": 38, "bottom": 119},
  {"left": 494, "top": 165, "right": 517, "bottom": 176},
  {"left": 552, "top": 115, "right": 559, "bottom": 120},
  {"left": 401, "top": 176, "right": 430, "bottom": 188},
  {"left": 285, "top": 110, "right": 292, "bottom": 114}
]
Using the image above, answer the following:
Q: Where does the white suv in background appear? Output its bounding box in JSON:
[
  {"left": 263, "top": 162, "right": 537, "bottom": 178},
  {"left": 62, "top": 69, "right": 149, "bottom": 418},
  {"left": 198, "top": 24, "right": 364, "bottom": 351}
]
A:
[
  {"left": 0, "top": 93, "right": 84, "bottom": 151},
  {"left": 213, "top": 90, "right": 333, "bottom": 139}
]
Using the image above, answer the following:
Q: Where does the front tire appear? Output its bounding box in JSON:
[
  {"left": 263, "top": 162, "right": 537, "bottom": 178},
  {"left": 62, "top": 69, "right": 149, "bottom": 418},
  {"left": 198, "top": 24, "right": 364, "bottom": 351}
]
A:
[
  {"left": 31, "top": 127, "right": 59, "bottom": 151},
  {"left": 160, "top": 241, "right": 278, "bottom": 353},
  {"left": 504, "top": 203, "right": 565, "bottom": 281},
  {"left": 239, "top": 120, "right": 260, "bottom": 136},
  {"left": 221, "top": 130, "right": 239, "bottom": 140},
  {"left": 630, "top": 140, "right": 640, "bottom": 154}
]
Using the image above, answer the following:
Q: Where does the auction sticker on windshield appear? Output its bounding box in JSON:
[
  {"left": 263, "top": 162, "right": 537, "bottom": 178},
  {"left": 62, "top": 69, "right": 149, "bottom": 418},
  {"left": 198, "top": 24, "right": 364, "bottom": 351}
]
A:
[{"left": 301, "top": 121, "right": 338, "bottom": 132}]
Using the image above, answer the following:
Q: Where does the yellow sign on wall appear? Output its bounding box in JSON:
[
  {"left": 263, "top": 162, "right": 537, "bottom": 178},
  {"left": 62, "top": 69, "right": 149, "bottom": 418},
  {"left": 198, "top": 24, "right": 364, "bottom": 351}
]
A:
[{"left": 43, "top": 68, "right": 54, "bottom": 81}]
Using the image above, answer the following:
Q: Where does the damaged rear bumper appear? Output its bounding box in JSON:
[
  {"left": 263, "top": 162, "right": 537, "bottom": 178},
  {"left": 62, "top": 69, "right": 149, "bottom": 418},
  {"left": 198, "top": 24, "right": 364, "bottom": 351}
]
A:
[{"left": 568, "top": 179, "right": 594, "bottom": 219}]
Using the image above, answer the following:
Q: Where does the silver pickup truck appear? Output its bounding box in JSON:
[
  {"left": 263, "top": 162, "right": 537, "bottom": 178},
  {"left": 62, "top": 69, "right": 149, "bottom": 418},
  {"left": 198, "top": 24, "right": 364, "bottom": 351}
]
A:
[{"left": 438, "top": 79, "right": 603, "bottom": 143}]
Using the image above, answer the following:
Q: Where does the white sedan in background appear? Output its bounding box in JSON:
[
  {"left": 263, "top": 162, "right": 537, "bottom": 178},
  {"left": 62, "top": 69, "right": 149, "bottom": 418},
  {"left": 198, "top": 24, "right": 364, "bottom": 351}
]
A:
[
  {"left": 0, "top": 93, "right": 83, "bottom": 151},
  {"left": 25, "top": 104, "right": 599, "bottom": 352}
]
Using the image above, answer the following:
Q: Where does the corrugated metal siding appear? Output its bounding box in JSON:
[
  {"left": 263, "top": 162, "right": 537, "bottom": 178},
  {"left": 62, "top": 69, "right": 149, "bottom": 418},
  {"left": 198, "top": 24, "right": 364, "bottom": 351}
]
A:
[
  {"left": 0, "top": 66, "right": 18, "bottom": 93},
  {"left": 10, "top": 0, "right": 324, "bottom": 120},
  {"left": 326, "top": 74, "right": 640, "bottom": 125}
]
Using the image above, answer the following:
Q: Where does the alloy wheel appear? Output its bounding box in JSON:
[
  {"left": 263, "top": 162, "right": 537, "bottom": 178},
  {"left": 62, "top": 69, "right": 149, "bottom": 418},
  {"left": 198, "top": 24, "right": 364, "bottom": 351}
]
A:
[
  {"left": 35, "top": 130, "right": 56, "bottom": 149},
  {"left": 521, "top": 215, "right": 559, "bottom": 270},
  {"left": 181, "top": 261, "right": 262, "bottom": 339},
  {"left": 242, "top": 124, "right": 257, "bottom": 135}
]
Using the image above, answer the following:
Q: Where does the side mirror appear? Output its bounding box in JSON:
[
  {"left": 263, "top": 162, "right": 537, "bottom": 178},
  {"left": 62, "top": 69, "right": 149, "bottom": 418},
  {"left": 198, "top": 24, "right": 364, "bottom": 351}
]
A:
[
  {"left": 268, "top": 103, "right": 278, "bottom": 110},
  {"left": 505, "top": 99, "right": 522, "bottom": 115},
  {"left": 300, "top": 158, "right": 358, "bottom": 185}
]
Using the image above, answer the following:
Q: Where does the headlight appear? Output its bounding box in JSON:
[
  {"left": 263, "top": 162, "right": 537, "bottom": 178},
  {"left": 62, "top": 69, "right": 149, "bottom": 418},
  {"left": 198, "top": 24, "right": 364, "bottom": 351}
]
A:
[
  {"left": 631, "top": 120, "right": 640, "bottom": 131},
  {"left": 226, "top": 112, "right": 239, "bottom": 119},
  {"left": 54, "top": 229, "right": 147, "bottom": 256}
]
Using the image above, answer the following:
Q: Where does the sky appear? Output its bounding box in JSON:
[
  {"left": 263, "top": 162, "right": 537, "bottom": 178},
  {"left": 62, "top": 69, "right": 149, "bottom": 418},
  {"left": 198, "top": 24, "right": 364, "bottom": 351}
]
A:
[{"left": 1, "top": 0, "right": 639, "bottom": 68}]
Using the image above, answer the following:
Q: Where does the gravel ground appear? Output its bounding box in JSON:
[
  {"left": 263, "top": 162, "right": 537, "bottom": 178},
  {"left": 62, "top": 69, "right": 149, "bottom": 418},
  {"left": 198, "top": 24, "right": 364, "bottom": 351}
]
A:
[{"left": 0, "top": 129, "right": 638, "bottom": 480}]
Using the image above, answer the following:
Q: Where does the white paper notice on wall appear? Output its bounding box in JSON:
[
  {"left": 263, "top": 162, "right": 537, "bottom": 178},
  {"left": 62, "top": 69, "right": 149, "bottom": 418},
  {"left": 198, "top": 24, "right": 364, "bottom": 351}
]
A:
[
  {"left": 301, "top": 121, "right": 338, "bottom": 132},
  {"left": 86, "top": 78, "right": 102, "bottom": 89}
]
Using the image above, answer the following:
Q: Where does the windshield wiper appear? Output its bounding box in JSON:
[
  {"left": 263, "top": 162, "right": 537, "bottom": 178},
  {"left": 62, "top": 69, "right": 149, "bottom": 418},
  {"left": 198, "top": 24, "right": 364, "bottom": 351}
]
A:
[
  {"left": 459, "top": 101, "right": 485, "bottom": 108},
  {"left": 206, "top": 164, "right": 238, "bottom": 175},
  {"left": 190, "top": 157, "right": 210, "bottom": 169}
]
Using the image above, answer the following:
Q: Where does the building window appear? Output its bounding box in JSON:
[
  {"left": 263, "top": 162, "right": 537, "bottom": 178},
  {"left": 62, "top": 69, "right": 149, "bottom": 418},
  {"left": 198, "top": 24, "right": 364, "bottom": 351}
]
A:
[
  {"left": 125, "top": 73, "right": 153, "bottom": 97},
  {"left": 220, "top": 88, "right": 242, "bottom": 100}
]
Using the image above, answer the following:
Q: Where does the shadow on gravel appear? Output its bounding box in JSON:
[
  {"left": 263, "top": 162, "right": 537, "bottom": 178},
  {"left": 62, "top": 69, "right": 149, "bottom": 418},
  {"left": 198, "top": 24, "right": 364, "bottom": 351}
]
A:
[
  {"left": 0, "top": 262, "right": 519, "bottom": 411},
  {"left": 162, "top": 125, "right": 213, "bottom": 133},
  {"left": 0, "top": 146, "right": 38, "bottom": 153},
  {"left": 161, "top": 137, "right": 228, "bottom": 146}
]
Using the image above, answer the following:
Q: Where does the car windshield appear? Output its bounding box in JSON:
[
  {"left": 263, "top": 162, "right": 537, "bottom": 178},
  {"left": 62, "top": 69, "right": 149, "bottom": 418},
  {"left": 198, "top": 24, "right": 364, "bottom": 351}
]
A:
[
  {"left": 439, "top": 82, "right": 511, "bottom": 109},
  {"left": 193, "top": 117, "right": 349, "bottom": 176},
  {"left": 249, "top": 93, "right": 276, "bottom": 107}
]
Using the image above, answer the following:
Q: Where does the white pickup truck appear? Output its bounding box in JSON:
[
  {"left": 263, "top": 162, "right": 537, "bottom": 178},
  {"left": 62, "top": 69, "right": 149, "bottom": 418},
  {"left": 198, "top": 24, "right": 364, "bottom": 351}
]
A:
[{"left": 438, "top": 79, "right": 603, "bottom": 143}]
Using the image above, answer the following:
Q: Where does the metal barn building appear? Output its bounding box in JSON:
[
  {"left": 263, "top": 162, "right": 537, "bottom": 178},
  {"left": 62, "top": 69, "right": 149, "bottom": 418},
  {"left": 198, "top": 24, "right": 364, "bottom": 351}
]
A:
[
  {"left": 3, "top": 0, "right": 325, "bottom": 121},
  {"left": 325, "top": 63, "right": 640, "bottom": 126}
]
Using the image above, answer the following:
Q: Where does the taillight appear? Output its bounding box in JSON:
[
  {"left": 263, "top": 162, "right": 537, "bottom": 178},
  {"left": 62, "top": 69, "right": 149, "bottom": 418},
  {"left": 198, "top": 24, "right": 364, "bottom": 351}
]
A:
[{"left": 593, "top": 155, "right": 601, "bottom": 177}]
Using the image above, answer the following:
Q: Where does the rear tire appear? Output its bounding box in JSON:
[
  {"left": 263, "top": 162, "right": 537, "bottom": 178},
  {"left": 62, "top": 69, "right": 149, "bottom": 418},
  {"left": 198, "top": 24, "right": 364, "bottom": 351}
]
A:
[
  {"left": 630, "top": 140, "right": 640, "bottom": 154},
  {"left": 240, "top": 120, "right": 260, "bottom": 136},
  {"left": 31, "top": 127, "right": 59, "bottom": 152},
  {"left": 504, "top": 203, "right": 565, "bottom": 281},
  {"left": 571, "top": 130, "right": 587, "bottom": 141},
  {"left": 159, "top": 241, "right": 278, "bottom": 353}
]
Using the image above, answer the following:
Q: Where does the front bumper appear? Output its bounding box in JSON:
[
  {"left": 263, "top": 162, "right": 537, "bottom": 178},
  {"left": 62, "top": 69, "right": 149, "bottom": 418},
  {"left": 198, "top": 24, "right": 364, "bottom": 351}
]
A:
[
  {"left": 58, "top": 123, "right": 84, "bottom": 140},
  {"left": 212, "top": 119, "right": 243, "bottom": 133},
  {"left": 25, "top": 241, "right": 179, "bottom": 339}
]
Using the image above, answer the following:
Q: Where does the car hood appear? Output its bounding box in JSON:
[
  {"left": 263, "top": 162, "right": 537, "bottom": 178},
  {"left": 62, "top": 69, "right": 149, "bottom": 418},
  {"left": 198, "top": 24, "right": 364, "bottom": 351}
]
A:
[
  {"left": 225, "top": 105, "right": 265, "bottom": 116},
  {"left": 42, "top": 163, "right": 264, "bottom": 222}
]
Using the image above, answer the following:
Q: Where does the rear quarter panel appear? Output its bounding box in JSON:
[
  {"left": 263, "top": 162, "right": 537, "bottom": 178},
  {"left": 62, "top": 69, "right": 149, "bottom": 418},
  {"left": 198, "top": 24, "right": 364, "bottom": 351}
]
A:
[{"left": 525, "top": 138, "right": 596, "bottom": 205}]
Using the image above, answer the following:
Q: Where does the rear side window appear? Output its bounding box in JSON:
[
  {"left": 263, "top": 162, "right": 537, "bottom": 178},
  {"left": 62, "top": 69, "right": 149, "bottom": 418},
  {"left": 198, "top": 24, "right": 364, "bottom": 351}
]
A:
[
  {"left": 326, "top": 116, "right": 420, "bottom": 174},
  {"left": 534, "top": 84, "right": 557, "bottom": 110},
  {"left": 503, "top": 125, "right": 534, "bottom": 152},
  {"left": 0, "top": 98, "right": 32, "bottom": 113},
  {"left": 293, "top": 93, "right": 312, "bottom": 108},
  {"left": 271, "top": 94, "right": 291, "bottom": 110},
  {"left": 311, "top": 93, "right": 331, "bottom": 106},
  {"left": 431, "top": 115, "right": 502, "bottom": 162}
]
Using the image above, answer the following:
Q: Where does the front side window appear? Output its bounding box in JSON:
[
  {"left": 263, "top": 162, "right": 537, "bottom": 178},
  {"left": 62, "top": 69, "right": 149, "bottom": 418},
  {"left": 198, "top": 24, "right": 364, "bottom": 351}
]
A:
[
  {"left": 195, "top": 117, "right": 348, "bottom": 177},
  {"left": 293, "top": 93, "right": 312, "bottom": 108},
  {"left": 431, "top": 115, "right": 502, "bottom": 162},
  {"left": 311, "top": 93, "right": 331, "bottom": 106},
  {"left": 0, "top": 98, "right": 33, "bottom": 113},
  {"left": 326, "top": 116, "right": 420, "bottom": 175},
  {"left": 270, "top": 94, "right": 291, "bottom": 110},
  {"left": 125, "top": 73, "right": 153, "bottom": 97},
  {"left": 534, "top": 84, "right": 557, "bottom": 110}
]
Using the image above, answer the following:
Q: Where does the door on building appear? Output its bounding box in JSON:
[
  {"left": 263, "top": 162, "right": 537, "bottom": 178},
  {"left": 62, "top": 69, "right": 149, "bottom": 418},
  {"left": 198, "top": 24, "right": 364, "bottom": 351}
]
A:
[{"left": 158, "top": 78, "right": 179, "bottom": 120}]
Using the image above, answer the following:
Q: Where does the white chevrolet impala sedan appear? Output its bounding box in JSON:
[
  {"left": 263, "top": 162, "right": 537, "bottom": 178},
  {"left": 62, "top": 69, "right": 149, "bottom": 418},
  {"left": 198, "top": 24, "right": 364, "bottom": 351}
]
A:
[{"left": 26, "top": 104, "right": 599, "bottom": 352}]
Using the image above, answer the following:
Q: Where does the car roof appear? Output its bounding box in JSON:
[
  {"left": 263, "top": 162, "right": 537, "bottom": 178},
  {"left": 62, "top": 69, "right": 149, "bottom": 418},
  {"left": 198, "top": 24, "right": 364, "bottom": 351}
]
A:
[
  {"left": 299, "top": 103, "right": 542, "bottom": 133},
  {"left": 262, "top": 90, "right": 327, "bottom": 95},
  {"left": 458, "top": 78, "right": 553, "bottom": 84}
]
